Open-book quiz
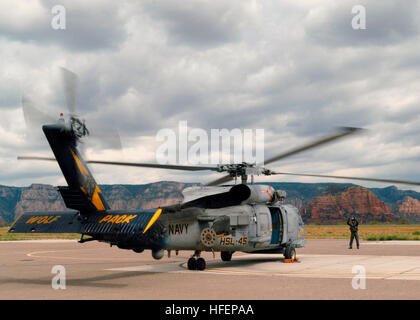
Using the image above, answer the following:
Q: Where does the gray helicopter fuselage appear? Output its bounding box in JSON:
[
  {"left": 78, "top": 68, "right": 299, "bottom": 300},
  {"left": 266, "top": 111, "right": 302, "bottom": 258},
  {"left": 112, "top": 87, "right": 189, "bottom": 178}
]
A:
[{"left": 164, "top": 185, "right": 305, "bottom": 253}]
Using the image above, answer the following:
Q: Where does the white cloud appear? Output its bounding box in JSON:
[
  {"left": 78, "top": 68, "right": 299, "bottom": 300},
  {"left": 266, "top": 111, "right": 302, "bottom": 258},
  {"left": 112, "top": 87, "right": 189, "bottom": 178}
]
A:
[{"left": 0, "top": 0, "right": 419, "bottom": 192}]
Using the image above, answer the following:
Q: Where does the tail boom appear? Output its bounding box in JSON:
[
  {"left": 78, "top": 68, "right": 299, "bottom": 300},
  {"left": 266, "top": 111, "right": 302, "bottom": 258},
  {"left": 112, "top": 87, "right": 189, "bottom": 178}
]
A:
[{"left": 42, "top": 124, "right": 109, "bottom": 213}]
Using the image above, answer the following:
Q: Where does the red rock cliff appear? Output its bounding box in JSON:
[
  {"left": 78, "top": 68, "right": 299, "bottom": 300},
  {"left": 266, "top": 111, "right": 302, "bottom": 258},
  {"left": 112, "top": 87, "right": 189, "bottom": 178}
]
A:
[
  {"left": 300, "top": 186, "right": 398, "bottom": 224},
  {"left": 397, "top": 196, "right": 420, "bottom": 223}
]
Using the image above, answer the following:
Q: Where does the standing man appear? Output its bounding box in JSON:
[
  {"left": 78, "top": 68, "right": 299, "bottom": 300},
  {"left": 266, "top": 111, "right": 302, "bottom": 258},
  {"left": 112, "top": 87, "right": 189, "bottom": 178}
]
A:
[{"left": 347, "top": 216, "right": 359, "bottom": 249}]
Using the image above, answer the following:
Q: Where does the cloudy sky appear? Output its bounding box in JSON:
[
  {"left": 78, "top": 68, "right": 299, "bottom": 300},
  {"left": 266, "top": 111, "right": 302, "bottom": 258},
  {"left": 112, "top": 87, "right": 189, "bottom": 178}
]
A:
[{"left": 1, "top": 0, "right": 420, "bottom": 191}]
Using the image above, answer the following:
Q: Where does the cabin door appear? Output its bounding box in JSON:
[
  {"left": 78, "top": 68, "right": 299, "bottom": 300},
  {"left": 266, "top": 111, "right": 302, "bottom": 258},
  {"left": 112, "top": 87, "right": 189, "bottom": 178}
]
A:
[{"left": 269, "top": 207, "right": 283, "bottom": 244}]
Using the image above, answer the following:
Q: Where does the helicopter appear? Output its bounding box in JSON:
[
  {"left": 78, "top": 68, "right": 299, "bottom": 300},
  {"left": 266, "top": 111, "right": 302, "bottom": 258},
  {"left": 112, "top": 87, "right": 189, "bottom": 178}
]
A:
[{"left": 11, "top": 68, "right": 420, "bottom": 271}]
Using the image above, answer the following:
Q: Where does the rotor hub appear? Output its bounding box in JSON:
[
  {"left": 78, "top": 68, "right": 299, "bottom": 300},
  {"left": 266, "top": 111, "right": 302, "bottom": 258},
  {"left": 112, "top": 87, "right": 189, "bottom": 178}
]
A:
[
  {"left": 216, "top": 163, "right": 273, "bottom": 183},
  {"left": 70, "top": 116, "right": 89, "bottom": 139}
]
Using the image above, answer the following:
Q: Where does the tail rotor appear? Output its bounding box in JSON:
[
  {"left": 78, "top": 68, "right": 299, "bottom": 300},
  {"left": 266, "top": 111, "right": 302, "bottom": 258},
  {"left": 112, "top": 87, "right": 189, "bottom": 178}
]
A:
[{"left": 21, "top": 67, "right": 121, "bottom": 151}]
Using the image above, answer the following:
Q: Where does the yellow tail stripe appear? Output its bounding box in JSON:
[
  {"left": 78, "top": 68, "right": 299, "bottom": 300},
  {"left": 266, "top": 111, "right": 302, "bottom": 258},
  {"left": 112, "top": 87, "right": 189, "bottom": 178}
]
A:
[
  {"left": 70, "top": 149, "right": 89, "bottom": 176},
  {"left": 91, "top": 185, "right": 106, "bottom": 211},
  {"left": 143, "top": 208, "right": 162, "bottom": 234},
  {"left": 70, "top": 148, "right": 106, "bottom": 212}
]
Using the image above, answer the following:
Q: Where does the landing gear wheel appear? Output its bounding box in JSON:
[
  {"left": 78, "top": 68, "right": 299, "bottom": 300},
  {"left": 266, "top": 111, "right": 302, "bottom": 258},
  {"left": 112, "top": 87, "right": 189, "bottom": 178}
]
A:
[
  {"left": 187, "top": 257, "right": 197, "bottom": 270},
  {"left": 221, "top": 251, "right": 232, "bottom": 261},
  {"left": 200, "top": 228, "right": 217, "bottom": 247},
  {"left": 284, "top": 246, "right": 296, "bottom": 260},
  {"left": 196, "top": 257, "right": 206, "bottom": 271}
]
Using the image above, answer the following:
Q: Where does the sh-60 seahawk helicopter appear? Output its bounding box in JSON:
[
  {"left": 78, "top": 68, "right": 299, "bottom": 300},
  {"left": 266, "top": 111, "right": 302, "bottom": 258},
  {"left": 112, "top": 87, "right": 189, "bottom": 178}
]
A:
[{"left": 12, "top": 68, "right": 420, "bottom": 271}]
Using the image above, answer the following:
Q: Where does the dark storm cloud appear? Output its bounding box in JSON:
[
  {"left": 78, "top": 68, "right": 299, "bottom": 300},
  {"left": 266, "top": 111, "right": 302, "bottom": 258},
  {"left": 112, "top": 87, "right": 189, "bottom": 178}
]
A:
[
  {"left": 304, "top": 0, "right": 420, "bottom": 47},
  {"left": 1, "top": 1, "right": 420, "bottom": 188},
  {"left": 0, "top": 74, "right": 22, "bottom": 109},
  {"left": 0, "top": 0, "right": 127, "bottom": 51},
  {"left": 141, "top": 0, "right": 253, "bottom": 48}
]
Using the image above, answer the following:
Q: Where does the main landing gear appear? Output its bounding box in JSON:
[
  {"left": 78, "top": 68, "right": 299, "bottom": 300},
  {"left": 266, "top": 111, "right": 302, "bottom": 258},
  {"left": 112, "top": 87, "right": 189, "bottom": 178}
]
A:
[
  {"left": 187, "top": 250, "right": 206, "bottom": 271},
  {"left": 221, "top": 251, "right": 233, "bottom": 261},
  {"left": 186, "top": 251, "right": 235, "bottom": 270},
  {"left": 283, "top": 245, "right": 299, "bottom": 263}
]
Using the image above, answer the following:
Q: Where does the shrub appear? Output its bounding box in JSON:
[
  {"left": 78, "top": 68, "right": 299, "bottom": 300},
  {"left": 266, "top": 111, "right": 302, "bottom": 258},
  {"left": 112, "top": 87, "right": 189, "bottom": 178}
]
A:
[{"left": 397, "top": 218, "right": 410, "bottom": 225}]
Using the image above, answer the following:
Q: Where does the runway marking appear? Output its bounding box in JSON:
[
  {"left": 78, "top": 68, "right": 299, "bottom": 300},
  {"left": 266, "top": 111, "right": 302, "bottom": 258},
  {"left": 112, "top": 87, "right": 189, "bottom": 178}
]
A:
[
  {"left": 26, "top": 249, "right": 144, "bottom": 262},
  {"left": 21, "top": 246, "right": 420, "bottom": 282},
  {"left": 0, "top": 240, "right": 78, "bottom": 244},
  {"left": 363, "top": 241, "right": 420, "bottom": 246},
  {"left": 106, "top": 254, "right": 420, "bottom": 281},
  {"left": 27, "top": 250, "right": 57, "bottom": 257},
  {"left": 201, "top": 267, "right": 420, "bottom": 280},
  {"left": 203, "top": 270, "right": 420, "bottom": 279}
]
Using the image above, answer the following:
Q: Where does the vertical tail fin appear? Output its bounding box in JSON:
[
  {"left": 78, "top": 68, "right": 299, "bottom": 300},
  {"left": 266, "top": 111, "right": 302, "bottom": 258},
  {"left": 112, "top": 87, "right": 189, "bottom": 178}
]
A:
[{"left": 43, "top": 124, "right": 109, "bottom": 213}]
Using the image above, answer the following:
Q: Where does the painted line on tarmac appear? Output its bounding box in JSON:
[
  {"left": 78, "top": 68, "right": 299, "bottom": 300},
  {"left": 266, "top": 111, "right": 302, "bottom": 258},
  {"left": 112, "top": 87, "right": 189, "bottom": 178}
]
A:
[
  {"left": 106, "top": 254, "right": 420, "bottom": 281},
  {"left": 0, "top": 239, "right": 78, "bottom": 244},
  {"left": 26, "top": 249, "right": 142, "bottom": 262},
  {"left": 363, "top": 241, "right": 420, "bottom": 246},
  {"left": 107, "top": 261, "right": 420, "bottom": 280},
  {"left": 201, "top": 267, "right": 420, "bottom": 280}
]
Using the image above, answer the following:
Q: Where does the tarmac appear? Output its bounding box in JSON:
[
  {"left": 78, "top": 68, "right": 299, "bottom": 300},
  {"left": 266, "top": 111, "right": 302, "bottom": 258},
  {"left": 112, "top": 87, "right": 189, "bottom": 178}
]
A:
[{"left": 0, "top": 239, "right": 419, "bottom": 299}]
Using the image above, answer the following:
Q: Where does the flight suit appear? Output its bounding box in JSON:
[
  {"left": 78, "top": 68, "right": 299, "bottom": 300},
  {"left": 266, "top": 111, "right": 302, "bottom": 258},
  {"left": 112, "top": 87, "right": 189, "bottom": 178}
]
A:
[{"left": 347, "top": 217, "right": 359, "bottom": 249}]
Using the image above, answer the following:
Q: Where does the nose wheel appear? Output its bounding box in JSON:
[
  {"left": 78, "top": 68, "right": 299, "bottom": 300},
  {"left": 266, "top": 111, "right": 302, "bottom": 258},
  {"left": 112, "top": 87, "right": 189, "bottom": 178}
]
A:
[{"left": 187, "top": 251, "right": 206, "bottom": 271}]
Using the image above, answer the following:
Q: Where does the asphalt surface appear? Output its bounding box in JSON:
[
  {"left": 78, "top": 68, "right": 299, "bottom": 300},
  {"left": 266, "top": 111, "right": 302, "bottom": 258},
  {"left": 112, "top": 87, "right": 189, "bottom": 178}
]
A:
[{"left": 0, "top": 239, "right": 419, "bottom": 300}]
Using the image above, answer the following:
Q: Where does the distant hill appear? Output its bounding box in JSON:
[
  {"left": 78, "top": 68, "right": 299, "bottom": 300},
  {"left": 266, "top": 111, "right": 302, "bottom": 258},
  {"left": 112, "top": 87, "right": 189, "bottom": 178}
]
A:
[
  {"left": 6, "top": 182, "right": 197, "bottom": 223},
  {"left": 369, "top": 186, "right": 420, "bottom": 209},
  {"left": 257, "top": 182, "right": 355, "bottom": 207},
  {"left": 0, "top": 185, "right": 21, "bottom": 223},
  {"left": 1, "top": 182, "right": 420, "bottom": 224},
  {"left": 300, "top": 186, "right": 398, "bottom": 224}
]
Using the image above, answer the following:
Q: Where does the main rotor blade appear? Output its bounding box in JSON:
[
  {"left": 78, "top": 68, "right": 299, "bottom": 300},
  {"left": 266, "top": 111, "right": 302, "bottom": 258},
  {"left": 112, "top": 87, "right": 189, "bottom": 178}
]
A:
[
  {"left": 263, "top": 127, "right": 362, "bottom": 166},
  {"left": 60, "top": 67, "right": 78, "bottom": 115},
  {"left": 17, "top": 156, "right": 219, "bottom": 171},
  {"left": 18, "top": 156, "right": 56, "bottom": 161},
  {"left": 85, "top": 160, "right": 219, "bottom": 171},
  {"left": 271, "top": 171, "right": 420, "bottom": 186},
  {"left": 205, "top": 174, "right": 233, "bottom": 186}
]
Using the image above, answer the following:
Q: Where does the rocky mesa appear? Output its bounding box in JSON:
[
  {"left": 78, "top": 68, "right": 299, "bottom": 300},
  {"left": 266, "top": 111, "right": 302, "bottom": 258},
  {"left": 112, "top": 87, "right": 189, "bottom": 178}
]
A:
[
  {"left": 397, "top": 196, "right": 420, "bottom": 223},
  {"left": 300, "top": 186, "right": 399, "bottom": 224},
  {"left": 1, "top": 182, "right": 419, "bottom": 225},
  {"left": 3, "top": 182, "right": 194, "bottom": 223}
]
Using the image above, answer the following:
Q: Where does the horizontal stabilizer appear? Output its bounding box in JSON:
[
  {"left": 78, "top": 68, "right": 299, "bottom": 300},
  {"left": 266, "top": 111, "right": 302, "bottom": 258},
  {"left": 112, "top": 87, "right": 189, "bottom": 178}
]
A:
[
  {"left": 9, "top": 211, "right": 83, "bottom": 233},
  {"left": 8, "top": 210, "right": 167, "bottom": 251}
]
